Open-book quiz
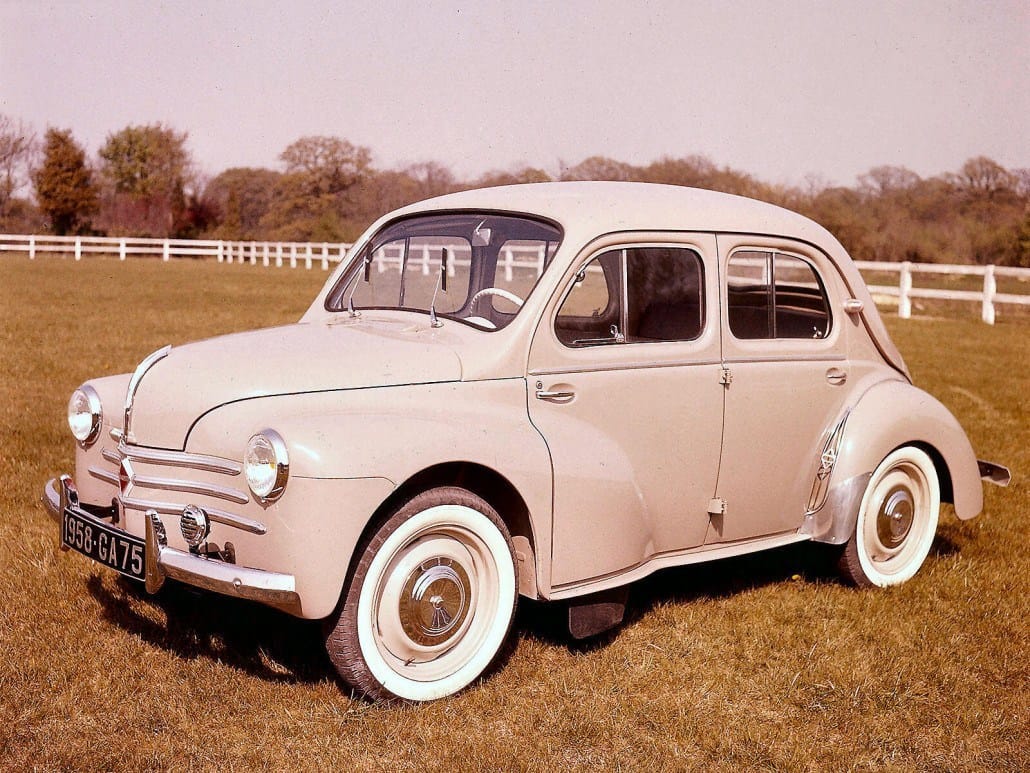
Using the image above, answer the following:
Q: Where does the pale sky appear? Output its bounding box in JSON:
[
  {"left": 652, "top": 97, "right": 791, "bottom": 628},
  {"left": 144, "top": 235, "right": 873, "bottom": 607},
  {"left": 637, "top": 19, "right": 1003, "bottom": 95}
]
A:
[{"left": 1, "top": 0, "right": 1027, "bottom": 188}]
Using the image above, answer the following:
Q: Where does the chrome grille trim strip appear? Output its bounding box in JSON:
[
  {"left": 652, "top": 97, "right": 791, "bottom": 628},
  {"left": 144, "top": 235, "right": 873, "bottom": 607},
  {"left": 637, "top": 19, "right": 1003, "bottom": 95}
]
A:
[
  {"left": 102, "top": 448, "right": 120, "bottom": 465},
  {"left": 133, "top": 474, "right": 250, "bottom": 504},
  {"left": 120, "top": 496, "right": 267, "bottom": 535},
  {"left": 88, "top": 466, "right": 118, "bottom": 485},
  {"left": 117, "top": 443, "right": 243, "bottom": 476},
  {"left": 109, "top": 427, "right": 122, "bottom": 441}
]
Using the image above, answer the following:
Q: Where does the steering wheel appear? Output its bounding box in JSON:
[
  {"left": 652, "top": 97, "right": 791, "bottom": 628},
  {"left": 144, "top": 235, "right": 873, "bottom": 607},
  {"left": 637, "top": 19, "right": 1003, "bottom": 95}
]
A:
[{"left": 470, "top": 287, "right": 525, "bottom": 309}]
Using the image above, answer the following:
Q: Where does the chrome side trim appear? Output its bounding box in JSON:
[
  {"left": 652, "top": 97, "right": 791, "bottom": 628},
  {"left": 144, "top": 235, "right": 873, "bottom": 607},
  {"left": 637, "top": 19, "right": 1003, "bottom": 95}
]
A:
[
  {"left": 132, "top": 473, "right": 249, "bottom": 504},
  {"left": 120, "top": 496, "right": 267, "bottom": 535},
  {"left": 88, "top": 466, "right": 119, "bottom": 486},
  {"left": 119, "top": 442, "right": 243, "bottom": 476},
  {"left": 123, "top": 345, "right": 171, "bottom": 443},
  {"left": 805, "top": 409, "right": 850, "bottom": 516}
]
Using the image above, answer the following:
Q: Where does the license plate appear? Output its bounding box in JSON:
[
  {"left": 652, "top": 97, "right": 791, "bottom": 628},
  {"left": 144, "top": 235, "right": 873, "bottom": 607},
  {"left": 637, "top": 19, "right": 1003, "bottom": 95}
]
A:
[{"left": 61, "top": 508, "right": 145, "bottom": 581}]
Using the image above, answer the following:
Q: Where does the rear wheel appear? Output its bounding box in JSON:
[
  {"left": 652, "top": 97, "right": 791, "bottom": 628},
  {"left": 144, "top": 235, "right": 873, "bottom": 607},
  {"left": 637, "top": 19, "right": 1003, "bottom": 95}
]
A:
[
  {"left": 325, "top": 487, "right": 517, "bottom": 701},
  {"left": 839, "top": 446, "right": 940, "bottom": 588}
]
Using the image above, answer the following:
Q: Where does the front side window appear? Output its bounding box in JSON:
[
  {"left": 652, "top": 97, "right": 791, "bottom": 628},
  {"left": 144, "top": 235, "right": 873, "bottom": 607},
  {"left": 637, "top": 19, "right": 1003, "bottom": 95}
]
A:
[
  {"left": 727, "top": 251, "right": 831, "bottom": 339},
  {"left": 325, "top": 213, "right": 561, "bottom": 331},
  {"left": 555, "top": 246, "right": 705, "bottom": 347}
]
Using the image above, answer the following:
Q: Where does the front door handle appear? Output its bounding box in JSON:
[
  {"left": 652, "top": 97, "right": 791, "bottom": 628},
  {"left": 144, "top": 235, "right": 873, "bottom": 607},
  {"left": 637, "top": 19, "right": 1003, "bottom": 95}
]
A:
[
  {"left": 535, "top": 389, "right": 575, "bottom": 402},
  {"left": 826, "top": 367, "right": 848, "bottom": 386}
]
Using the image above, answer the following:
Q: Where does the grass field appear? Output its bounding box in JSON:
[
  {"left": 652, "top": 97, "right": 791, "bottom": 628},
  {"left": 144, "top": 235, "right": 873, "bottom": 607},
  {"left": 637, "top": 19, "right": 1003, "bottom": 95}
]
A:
[{"left": 1, "top": 257, "right": 1026, "bottom": 771}]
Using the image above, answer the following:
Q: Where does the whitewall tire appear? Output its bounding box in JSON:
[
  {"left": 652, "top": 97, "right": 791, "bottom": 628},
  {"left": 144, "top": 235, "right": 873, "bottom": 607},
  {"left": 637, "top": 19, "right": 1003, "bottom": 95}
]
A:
[
  {"left": 325, "top": 487, "right": 517, "bottom": 701},
  {"left": 839, "top": 446, "right": 941, "bottom": 588}
]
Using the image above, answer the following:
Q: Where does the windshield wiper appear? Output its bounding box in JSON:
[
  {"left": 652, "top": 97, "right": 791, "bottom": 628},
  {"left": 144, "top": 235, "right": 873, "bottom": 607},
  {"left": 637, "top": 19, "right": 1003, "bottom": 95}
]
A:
[
  {"left": 429, "top": 248, "right": 449, "bottom": 329},
  {"left": 343, "top": 247, "right": 373, "bottom": 318}
]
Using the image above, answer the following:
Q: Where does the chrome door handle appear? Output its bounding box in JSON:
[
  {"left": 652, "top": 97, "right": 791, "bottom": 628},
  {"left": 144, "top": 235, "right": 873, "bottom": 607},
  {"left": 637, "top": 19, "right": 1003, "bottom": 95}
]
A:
[
  {"left": 535, "top": 389, "right": 575, "bottom": 401},
  {"left": 826, "top": 367, "right": 848, "bottom": 386}
]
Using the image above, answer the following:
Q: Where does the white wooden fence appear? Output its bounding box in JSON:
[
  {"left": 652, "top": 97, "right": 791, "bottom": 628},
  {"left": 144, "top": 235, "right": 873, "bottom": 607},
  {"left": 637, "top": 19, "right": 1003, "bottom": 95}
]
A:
[
  {"left": 855, "top": 261, "right": 1030, "bottom": 324},
  {"left": 0, "top": 234, "right": 349, "bottom": 270},
  {"left": 3, "top": 233, "right": 1029, "bottom": 324}
]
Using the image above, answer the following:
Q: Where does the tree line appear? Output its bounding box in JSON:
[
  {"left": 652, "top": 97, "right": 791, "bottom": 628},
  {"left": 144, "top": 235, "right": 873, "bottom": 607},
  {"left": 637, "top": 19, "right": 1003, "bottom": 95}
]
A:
[{"left": 2, "top": 113, "right": 1027, "bottom": 266}]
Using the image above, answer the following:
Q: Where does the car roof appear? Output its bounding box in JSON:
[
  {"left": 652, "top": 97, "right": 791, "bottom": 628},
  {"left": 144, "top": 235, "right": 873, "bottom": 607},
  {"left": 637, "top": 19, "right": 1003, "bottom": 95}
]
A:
[
  {"left": 353, "top": 182, "right": 911, "bottom": 380},
  {"left": 399, "top": 181, "right": 833, "bottom": 245}
]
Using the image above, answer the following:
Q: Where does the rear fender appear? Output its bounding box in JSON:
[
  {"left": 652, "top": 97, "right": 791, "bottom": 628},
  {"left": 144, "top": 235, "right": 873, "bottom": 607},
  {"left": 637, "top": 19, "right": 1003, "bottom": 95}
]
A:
[{"left": 806, "top": 380, "right": 982, "bottom": 544}]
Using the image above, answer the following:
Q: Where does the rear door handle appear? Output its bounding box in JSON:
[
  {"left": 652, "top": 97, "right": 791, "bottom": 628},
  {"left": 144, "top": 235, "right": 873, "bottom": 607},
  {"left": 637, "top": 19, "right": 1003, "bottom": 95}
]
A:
[{"left": 826, "top": 367, "right": 847, "bottom": 386}]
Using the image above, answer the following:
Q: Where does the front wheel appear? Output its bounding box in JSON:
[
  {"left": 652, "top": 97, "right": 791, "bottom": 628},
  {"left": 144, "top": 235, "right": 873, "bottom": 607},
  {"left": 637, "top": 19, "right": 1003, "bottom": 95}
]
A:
[
  {"left": 325, "top": 487, "right": 518, "bottom": 701},
  {"left": 839, "top": 446, "right": 941, "bottom": 588}
]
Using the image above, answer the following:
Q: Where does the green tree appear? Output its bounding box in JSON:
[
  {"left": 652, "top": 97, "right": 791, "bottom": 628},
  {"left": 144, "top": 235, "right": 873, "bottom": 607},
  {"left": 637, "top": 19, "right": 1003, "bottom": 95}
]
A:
[
  {"left": 33, "top": 128, "right": 98, "bottom": 235},
  {"left": 97, "top": 123, "right": 194, "bottom": 236}
]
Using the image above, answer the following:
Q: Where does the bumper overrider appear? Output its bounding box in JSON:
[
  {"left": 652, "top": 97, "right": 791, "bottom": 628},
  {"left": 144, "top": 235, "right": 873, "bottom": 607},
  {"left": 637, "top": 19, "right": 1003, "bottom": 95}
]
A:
[{"left": 43, "top": 475, "right": 302, "bottom": 615}]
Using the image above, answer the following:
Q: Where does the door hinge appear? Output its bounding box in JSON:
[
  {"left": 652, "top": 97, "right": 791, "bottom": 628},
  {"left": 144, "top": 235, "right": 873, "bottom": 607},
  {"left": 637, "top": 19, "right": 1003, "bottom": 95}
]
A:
[
  {"left": 707, "top": 497, "right": 727, "bottom": 517},
  {"left": 719, "top": 367, "right": 733, "bottom": 387}
]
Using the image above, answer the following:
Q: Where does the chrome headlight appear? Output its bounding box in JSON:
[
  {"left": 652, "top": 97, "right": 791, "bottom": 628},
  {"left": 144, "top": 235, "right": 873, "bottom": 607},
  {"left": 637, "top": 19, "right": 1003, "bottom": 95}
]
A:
[
  {"left": 244, "top": 430, "right": 289, "bottom": 502},
  {"left": 67, "top": 385, "right": 102, "bottom": 446}
]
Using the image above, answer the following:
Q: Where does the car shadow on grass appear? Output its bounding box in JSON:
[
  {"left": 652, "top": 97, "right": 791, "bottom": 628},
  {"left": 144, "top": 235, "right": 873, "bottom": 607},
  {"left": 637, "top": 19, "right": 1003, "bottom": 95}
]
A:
[
  {"left": 86, "top": 574, "right": 335, "bottom": 685},
  {"left": 515, "top": 541, "right": 845, "bottom": 654}
]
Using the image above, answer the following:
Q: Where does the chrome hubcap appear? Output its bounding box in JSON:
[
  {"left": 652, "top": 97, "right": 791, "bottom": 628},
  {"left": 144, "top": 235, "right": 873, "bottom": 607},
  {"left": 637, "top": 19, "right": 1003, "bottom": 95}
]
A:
[
  {"left": 877, "top": 486, "right": 914, "bottom": 549},
  {"left": 399, "top": 558, "right": 471, "bottom": 646}
]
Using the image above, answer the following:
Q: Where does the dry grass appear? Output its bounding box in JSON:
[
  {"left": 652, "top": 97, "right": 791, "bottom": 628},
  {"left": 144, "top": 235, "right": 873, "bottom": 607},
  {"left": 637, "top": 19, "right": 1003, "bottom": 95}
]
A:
[{"left": 1, "top": 256, "right": 1027, "bottom": 771}]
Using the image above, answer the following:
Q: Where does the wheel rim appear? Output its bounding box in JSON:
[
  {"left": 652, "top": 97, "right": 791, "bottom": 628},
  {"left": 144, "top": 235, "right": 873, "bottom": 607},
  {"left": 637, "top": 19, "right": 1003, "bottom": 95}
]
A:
[
  {"left": 368, "top": 518, "right": 503, "bottom": 684},
  {"left": 862, "top": 458, "right": 932, "bottom": 575}
]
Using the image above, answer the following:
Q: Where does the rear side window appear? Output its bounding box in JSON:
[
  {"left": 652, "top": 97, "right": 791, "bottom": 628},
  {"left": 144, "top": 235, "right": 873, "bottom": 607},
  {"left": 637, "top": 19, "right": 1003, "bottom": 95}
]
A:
[
  {"left": 555, "top": 246, "right": 705, "bottom": 347},
  {"left": 727, "top": 251, "right": 831, "bottom": 339}
]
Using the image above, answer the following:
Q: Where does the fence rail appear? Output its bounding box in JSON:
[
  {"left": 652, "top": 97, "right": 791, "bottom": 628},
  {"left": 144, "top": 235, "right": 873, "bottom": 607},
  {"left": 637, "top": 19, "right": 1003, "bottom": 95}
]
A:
[{"left": 3, "top": 233, "right": 1029, "bottom": 324}]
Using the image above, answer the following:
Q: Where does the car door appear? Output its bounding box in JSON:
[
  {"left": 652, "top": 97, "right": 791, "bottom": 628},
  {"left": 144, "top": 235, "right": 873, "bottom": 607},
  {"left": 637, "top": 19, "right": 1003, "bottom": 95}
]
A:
[
  {"left": 709, "top": 236, "right": 848, "bottom": 544},
  {"left": 527, "top": 235, "right": 724, "bottom": 589}
]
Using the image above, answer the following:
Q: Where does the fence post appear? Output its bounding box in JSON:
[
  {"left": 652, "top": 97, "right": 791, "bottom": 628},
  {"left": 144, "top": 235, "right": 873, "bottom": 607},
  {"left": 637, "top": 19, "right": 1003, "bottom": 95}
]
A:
[
  {"left": 163, "top": 239, "right": 170, "bottom": 261},
  {"left": 262, "top": 243, "right": 269, "bottom": 267},
  {"left": 290, "top": 245, "right": 297, "bottom": 268},
  {"left": 898, "top": 262, "right": 912, "bottom": 319},
  {"left": 74, "top": 236, "right": 82, "bottom": 261},
  {"left": 217, "top": 241, "right": 224, "bottom": 263},
  {"left": 321, "top": 243, "right": 329, "bottom": 270},
  {"left": 305, "top": 244, "right": 312, "bottom": 269},
  {"left": 982, "top": 265, "right": 996, "bottom": 325},
  {"left": 119, "top": 238, "right": 127, "bottom": 261},
  {"left": 421, "top": 243, "right": 430, "bottom": 275},
  {"left": 276, "top": 243, "right": 283, "bottom": 268},
  {"left": 29, "top": 235, "right": 35, "bottom": 259},
  {"left": 504, "top": 248, "right": 513, "bottom": 282},
  {"left": 537, "top": 245, "right": 545, "bottom": 277}
]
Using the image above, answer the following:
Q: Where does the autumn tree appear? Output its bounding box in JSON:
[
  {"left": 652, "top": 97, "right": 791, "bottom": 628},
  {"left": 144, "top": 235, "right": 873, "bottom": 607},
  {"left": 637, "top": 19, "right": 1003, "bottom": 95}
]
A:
[
  {"left": 260, "top": 136, "right": 373, "bottom": 241},
  {"left": 0, "top": 114, "right": 36, "bottom": 223},
  {"left": 96, "top": 123, "right": 195, "bottom": 236},
  {"left": 204, "top": 167, "right": 282, "bottom": 239},
  {"left": 32, "top": 128, "right": 98, "bottom": 235}
]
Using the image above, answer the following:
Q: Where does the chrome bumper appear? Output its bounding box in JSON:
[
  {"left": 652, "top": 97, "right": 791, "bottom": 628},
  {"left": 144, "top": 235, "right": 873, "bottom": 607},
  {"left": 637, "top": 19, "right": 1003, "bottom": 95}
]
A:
[{"left": 43, "top": 476, "right": 302, "bottom": 615}]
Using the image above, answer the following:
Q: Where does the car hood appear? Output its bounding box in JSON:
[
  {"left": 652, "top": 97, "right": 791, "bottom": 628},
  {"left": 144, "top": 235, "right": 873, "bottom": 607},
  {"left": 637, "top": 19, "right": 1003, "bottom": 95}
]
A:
[{"left": 127, "top": 321, "right": 463, "bottom": 449}]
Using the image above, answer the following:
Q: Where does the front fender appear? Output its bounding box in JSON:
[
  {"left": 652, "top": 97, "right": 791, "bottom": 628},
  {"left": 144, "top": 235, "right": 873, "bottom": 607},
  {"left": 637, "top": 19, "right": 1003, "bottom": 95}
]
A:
[
  {"left": 809, "top": 380, "right": 983, "bottom": 544},
  {"left": 185, "top": 378, "right": 554, "bottom": 589}
]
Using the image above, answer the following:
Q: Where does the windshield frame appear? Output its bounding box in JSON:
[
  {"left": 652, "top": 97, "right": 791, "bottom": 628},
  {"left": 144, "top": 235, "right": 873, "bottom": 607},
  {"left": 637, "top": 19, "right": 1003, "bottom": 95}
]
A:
[{"left": 324, "top": 209, "right": 564, "bottom": 331}]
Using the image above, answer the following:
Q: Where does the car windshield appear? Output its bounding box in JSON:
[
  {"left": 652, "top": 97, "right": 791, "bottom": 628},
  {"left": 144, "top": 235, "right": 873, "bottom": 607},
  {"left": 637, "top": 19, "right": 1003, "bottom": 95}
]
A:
[{"left": 325, "top": 213, "right": 562, "bottom": 330}]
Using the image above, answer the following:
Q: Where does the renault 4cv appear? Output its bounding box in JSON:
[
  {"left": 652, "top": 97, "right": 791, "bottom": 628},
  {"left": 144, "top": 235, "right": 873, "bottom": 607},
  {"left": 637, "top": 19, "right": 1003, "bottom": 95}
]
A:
[{"left": 45, "top": 182, "right": 1009, "bottom": 701}]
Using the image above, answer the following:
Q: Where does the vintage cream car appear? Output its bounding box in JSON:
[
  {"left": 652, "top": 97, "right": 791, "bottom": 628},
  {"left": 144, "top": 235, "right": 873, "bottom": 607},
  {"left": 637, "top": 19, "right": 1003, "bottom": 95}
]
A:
[{"left": 45, "top": 182, "right": 1008, "bottom": 701}]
